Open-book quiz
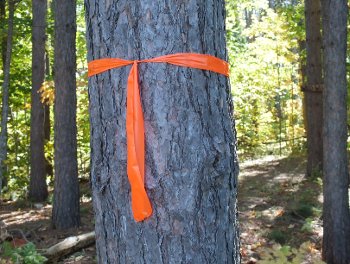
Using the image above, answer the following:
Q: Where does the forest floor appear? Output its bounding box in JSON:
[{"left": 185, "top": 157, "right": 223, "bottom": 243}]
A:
[
  {"left": 0, "top": 155, "right": 324, "bottom": 263},
  {"left": 0, "top": 181, "right": 96, "bottom": 263},
  {"left": 239, "top": 155, "right": 324, "bottom": 263}
]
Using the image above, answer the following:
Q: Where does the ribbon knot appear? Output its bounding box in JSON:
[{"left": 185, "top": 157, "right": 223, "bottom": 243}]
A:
[{"left": 88, "top": 53, "right": 229, "bottom": 222}]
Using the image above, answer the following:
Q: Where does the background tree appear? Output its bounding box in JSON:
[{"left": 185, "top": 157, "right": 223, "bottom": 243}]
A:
[
  {"left": 85, "top": 0, "right": 240, "bottom": 262},
  {"left": 28, "top": 0, "right": 48, "bottom": 202},
  {"left": 0, "top": 0, "right": 15, "bottom": 193},
  {"left": 0, "top": 0, "right": 6, "bottom": 72},
  {"left": 321, "top": 0, "right": 350, "bottom": 262},
  {"left": 44, "top": 52, "right": 52, "bottom": 178},
  {"left": 52, "top": 0, "right": 80, "bottom": 229},
  {"left": 0, "top": 0, "right": 7, "bottom": 189},
  {"left": 0, "top": 0, "right": 89, "bottom": 198},
  {"left": 304, "top": 0, "right": 323, "bottom": 177}
]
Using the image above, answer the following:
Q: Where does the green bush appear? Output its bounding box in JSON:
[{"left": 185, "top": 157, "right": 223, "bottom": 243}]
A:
[
  {"left": 267, "top": 230, "right": 288, "bottom": 244},
  {"left": 295, "top": 203, "right": 314, "bottom": 218},
  {"left": 301, "top": 217, "right": 314, "bottom": 233},
  {"left": 1, "top": 242, "right": 47, "bottom": 264}
]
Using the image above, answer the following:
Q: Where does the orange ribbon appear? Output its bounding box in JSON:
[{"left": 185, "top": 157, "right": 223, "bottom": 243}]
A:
[{"left": 88, "top": 53, "right": 229, "bottom": 221}]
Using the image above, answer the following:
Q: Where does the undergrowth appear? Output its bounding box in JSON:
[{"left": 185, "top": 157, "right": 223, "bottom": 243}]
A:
[{"left": 0, "top": 242, "right": 47, "bottom": 264}]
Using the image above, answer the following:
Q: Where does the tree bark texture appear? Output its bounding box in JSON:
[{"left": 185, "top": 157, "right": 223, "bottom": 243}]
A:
[
  {"left": 52, "top": 0, "right": 80, "bottom": 229},
  {"left": 85, "top": 1, "right": 240, "bottom": 263},
  {"left": 304, "top": 0, "right": 323, "bottom": 176},
  {"left": 0, "top": 0, "right": 14, "bottom": 194},
  {"left": 321, "top": 0, "right": 350, "bottom": 263},
  {"left": 29, "top": 0, "right": 49, "bottom": 202}
]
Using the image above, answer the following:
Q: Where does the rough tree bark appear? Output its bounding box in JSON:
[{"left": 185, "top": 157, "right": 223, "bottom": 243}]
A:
[
  {"left": 85, "top": 1, "right": 240, "bottom": 263},
  {"left": 304, "top": 0, "right": 323, "bottom": 177},
  {"left": 0, "top": 0, "right": 14, "bottom": 194},
  {"left": 321, "top": 0, "right": 350, "bottom": 263},
  {"left": 52, "top": 0, "right": 80, "bottom": 229},
  {"left": 28, "top": 0, "right": 49, "bottom": 202}
]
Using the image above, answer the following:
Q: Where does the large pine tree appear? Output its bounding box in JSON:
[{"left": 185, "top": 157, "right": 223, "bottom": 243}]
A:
[
  {"left": 304, "top": 0, "right": 323, "bottom": 177},
  {"left": 85, "top": 1, "right": 240, "bottom": 262},
  {"left": 29, "top": 0, "right": 48, "bottom": 202},
  {"left": 321, "top": 0, "right": 350, "bottom": 263},
  {"left": 52, "top": 0, "right": 80, "bottom": 229}
]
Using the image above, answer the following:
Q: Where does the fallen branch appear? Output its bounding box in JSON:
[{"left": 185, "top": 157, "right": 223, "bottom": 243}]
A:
[{"left": 43, "top": 231, "right": 95, "bottom": 262}]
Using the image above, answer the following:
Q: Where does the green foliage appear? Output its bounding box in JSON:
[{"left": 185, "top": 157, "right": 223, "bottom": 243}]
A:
[
  {"left": 294, "top": 203, "right": 314, "bottom": 218},
  {"left": 1, "top": 242, "right": 47, "bottom": 264},
  {"left": 226, "top": 0, "right": 306, "bottom": 158},
  {"left": 267, "top": 230, "right": 288, "bottom": 244},
  {"left": 4, "top": 0, "right": 32, "bottom": 193},
  {"left": 301, "top": 217, "right": 313, "bottom": 233},
  {"left": 259, "top": 242, "right": 325, "bottom": 264},
  {"left": 76, "top": 76, "right": 90, "bottom": 178},
  {"left": 291, "top": 183, "right": 322, "bottom": 220},
  {"left": 310, "top": 168, "right": 323, "bottom": 179}
]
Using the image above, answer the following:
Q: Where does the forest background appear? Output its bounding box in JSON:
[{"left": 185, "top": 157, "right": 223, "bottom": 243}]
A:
[{"left": 0, "top": 0, "right": 318, "bottom": 198}]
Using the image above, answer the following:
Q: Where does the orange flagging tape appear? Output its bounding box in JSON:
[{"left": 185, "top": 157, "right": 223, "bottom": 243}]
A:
[{"left": 88, "top": 53, "right": 229, "bottom": 222}]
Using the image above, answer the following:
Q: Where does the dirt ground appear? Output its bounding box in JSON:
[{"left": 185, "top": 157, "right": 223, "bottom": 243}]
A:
[{"left": 0, "top": 155, "right": 324, "bottom": 263}]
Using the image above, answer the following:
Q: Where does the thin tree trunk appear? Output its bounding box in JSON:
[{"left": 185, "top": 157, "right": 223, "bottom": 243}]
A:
[
  {"left": 44, "top": 52, "right": 53, "bottom": 178},
  {"left": 321, "top": 0, "right": 350, "bottom": 263},
  {"left": 304, "top": 0, "right": 323, "bottom": 177},
  {"left": 28, "top": 0, "right": 48, "bottom": 202},
  {"left": 0, "top": 0, "right": 6, "bottom": 68},
  {"left": 0, "top": 0, "right": 14, "bottom": 194},
  {"left": 85, "top": 1, "right": 240, "bottom": 263},
  {"left": 0, "top": 0, "right": 6, "bottom": 189},
  {"left": 52, "top": 0, "right": 80, "bottom": 229},
  {"left": 298, "top": 40, "right": 308, "bottom": 146},
  {"left": 9, "top": 109, "right": 19, "bottom": 168}
]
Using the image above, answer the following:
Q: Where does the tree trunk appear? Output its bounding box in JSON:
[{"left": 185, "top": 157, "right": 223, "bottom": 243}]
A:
[
  {"left": 0, "top": 0, "right": 14, "bottom": 194},
  {"left": 304, "top": 0, "right": 323, "bottom": 177},
  {"left": 52, "top": 0, "right": 80, "bottom": 229},
  {"left": 0, "top": 0, "right": 6, "bottom": 189},
  {"left": 321, "top": 0, "right": 350, "bottom": 263},
  {"left": 85, "top": 1, "right": 240, "bottom": 263},
  {"left": 45, "top": 51, "right": 53, "bottom": 178},
  {"left": 28, "top": 0, "right": 49, "bottom": 202},
  {"left": 0, "top": 0, "right": 6, "bottom": 68},
  {"left": 298, "top": 40, "right": 307, "bottom": 133}
]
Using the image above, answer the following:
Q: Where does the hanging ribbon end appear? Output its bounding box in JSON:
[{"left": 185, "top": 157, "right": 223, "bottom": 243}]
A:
[{"left": 132, "top": 198, "right": 153, "bottom": 222}]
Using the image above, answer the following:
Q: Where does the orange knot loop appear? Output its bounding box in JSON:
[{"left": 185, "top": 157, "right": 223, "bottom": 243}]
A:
[{"left": 88, "top": 53, "right": 229, "bottom": 222}]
